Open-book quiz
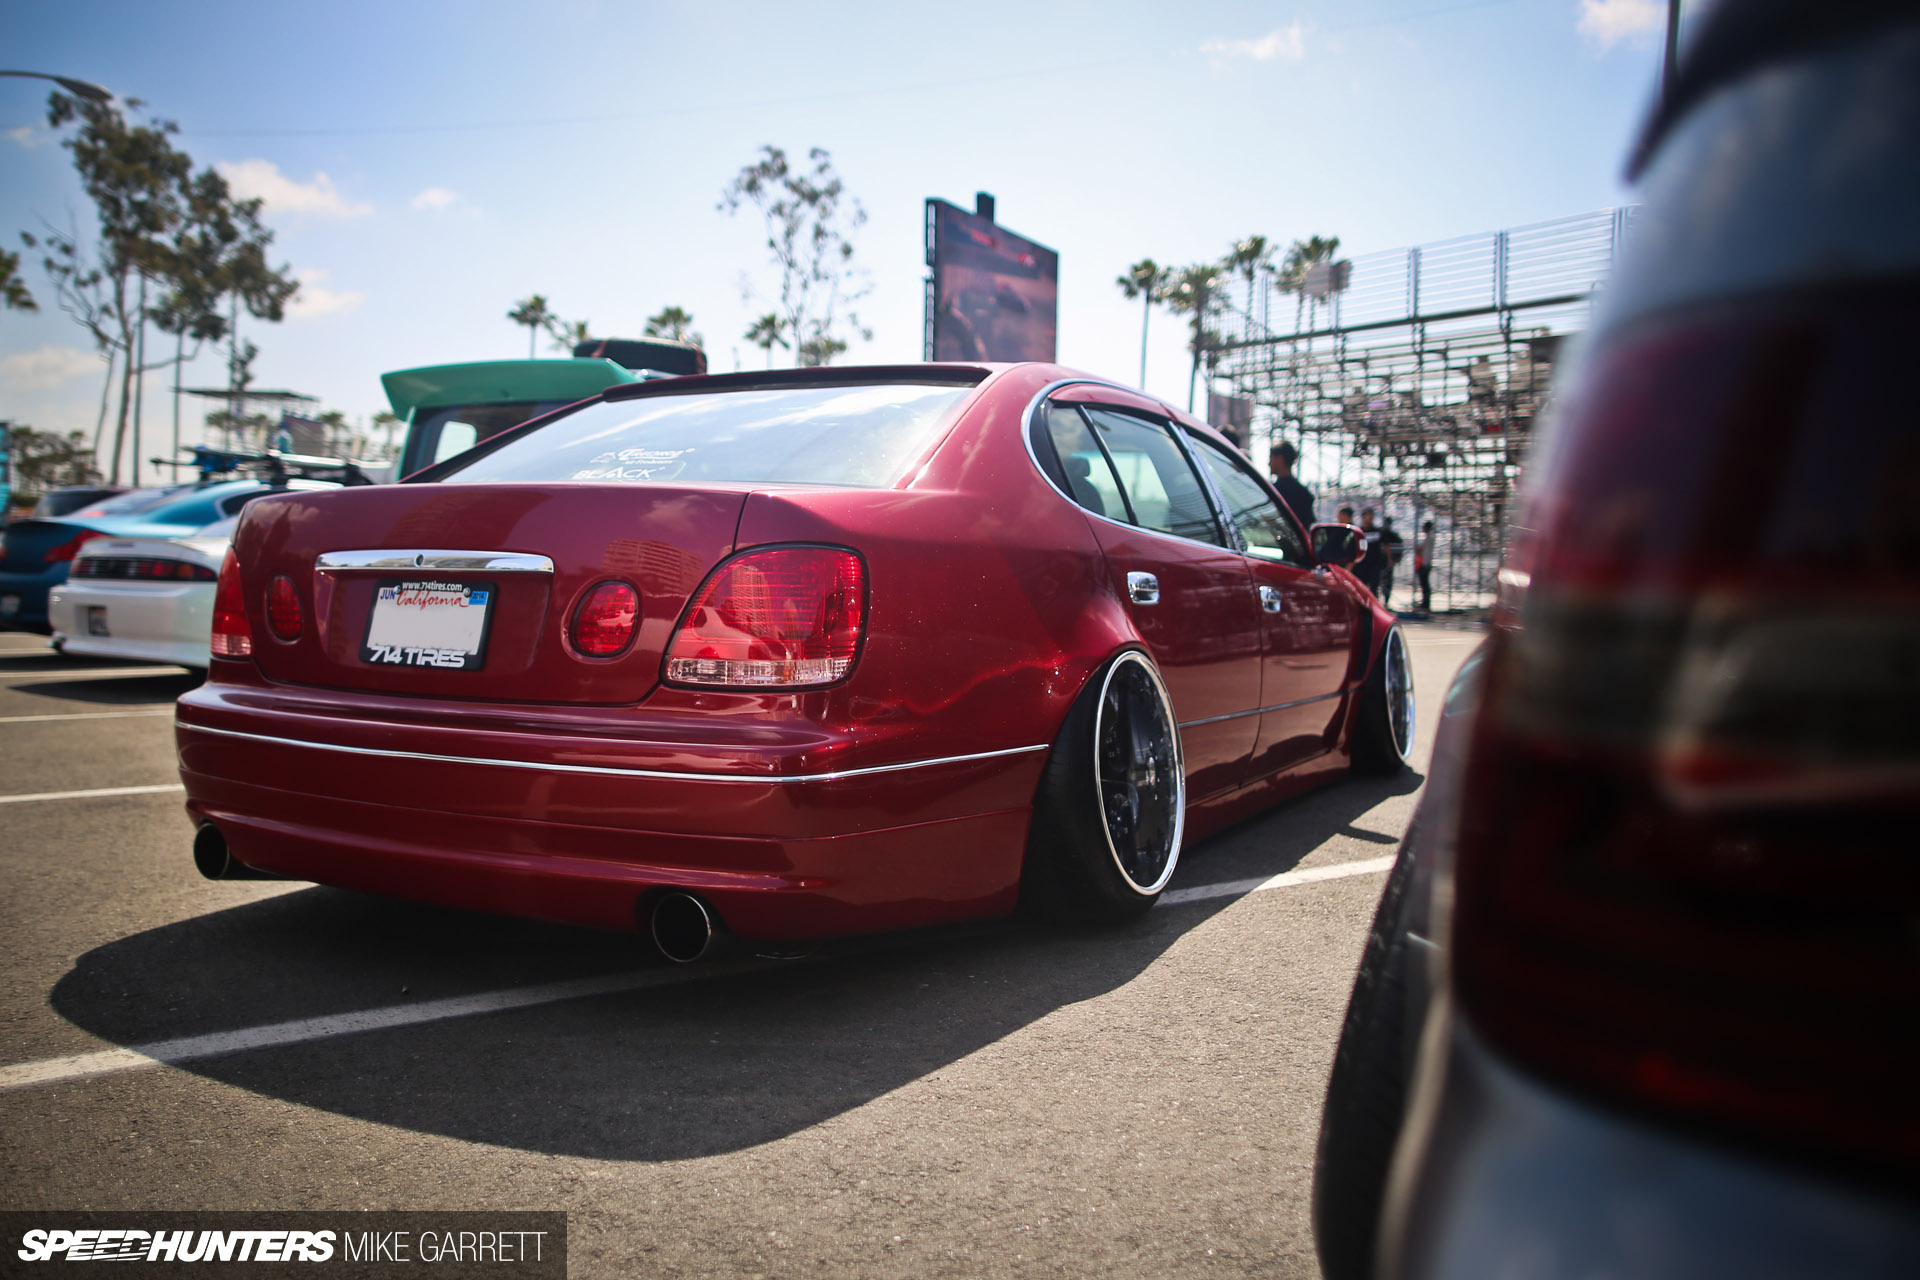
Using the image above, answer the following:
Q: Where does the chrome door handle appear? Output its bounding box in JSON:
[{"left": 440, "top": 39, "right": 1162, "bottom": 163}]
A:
[
  {"left": 1258, "top": 585, "right": 1284, "bottom": 613},
  {"left": 1127, "top": 571, "right": 1160, "bottom": 606}
]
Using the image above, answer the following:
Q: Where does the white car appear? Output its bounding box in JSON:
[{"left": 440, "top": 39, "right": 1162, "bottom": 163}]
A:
[{"left": 48, "top": 517, "right": 238, "bottom": 669}]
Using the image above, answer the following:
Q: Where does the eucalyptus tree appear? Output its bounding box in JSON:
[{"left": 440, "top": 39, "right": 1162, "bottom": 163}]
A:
[
  {"left": 1114, "top": 259, "right": 1168, "bottom": 388},
  {"left": 721, "top": 145, "right": 871, "bottom": 366},
  {"left": 548, "top": 318, "right": 590, "bottom": 352},
  {"left": 0, "top": 249, "right": 35, "bottom": 311}
]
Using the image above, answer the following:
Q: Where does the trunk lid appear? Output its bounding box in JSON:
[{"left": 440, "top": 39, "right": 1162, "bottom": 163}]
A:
[{"left": 231, "top": 483, "right": 746, "bottom": 703}]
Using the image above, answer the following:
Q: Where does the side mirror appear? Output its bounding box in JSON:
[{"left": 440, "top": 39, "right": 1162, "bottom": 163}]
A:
[{"left": 1311, "top": 522, "right": 1365, "bottom": 568}]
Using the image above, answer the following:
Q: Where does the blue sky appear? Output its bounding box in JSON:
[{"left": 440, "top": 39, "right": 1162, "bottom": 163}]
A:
[{"left": 3, "top": 0, "right": 1670, "bottom": 482}]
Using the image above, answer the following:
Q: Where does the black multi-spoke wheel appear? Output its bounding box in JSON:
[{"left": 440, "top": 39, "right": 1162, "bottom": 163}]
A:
[
  {"left": 1352, "top": 626, "right": 1415, "bottom": 775},
  {"left": 1023, "top": 651, "right": 1186, "bottom": 923},
  {"left": 1093, "top": 653, "right": 1183, "bottom": 893}
]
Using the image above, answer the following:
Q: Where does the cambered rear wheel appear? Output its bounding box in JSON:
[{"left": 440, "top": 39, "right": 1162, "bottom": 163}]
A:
[{"left": 1023, "top": 650, "right": 1186, "bottom": 924}]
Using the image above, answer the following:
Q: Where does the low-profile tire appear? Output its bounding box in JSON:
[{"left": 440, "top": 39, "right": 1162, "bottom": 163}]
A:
[
  {"left": 1312, "top": 843, "right": 1418, "bottom": 1280},
  {"left": 1021, "top": 650, "right": 1185, "bottom": 925},
  {"left": 1351, "top": 624, "right": 1414, "bottom": 775}
]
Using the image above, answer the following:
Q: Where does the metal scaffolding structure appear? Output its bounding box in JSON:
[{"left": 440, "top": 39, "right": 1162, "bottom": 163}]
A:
[{"left": 1209, "top": 207, "right": 1636, "bottom": 612}]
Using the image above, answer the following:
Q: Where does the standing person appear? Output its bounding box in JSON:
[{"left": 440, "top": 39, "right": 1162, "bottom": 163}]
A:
[
  {"left": 1356, "top": 508, "right": 1386, "bottom": 597},
  {"left": 1267, "top": 440, "right": 1316, "bottom": 526},
  {"left": 1336, "top": 505, "right": 1355, "bottom": 525},
  {"left": 1415, "top": 519, "right": 1436, "bottom": 614},
  {"left": 1379, "top": 516, "right": 1405, "bottom": 607}
]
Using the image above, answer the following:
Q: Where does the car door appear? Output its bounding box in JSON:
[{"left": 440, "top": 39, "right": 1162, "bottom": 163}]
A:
[
  {"left": 1037, "top": 398, "right": 1263, "bottom": 800},
  {"left": 1184, "top": 429, "right": 1357, "bottom": 775}
]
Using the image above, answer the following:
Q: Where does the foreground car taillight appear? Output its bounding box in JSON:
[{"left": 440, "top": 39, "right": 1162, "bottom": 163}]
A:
[
  {"left": 209, "top": 549, "right": 252, "bottom": 658},
  {"left": 664, "top": 546, "right": 865, "bottom": 688},
  {"left": 266, "top": 575, "right": 303, "bottom": 641},
  {"left": 569, "top": 580, "right": 639, "bottom": 657},
  {"left": 1451, "top": 285, "right": 1920, "bottom": 1174}
]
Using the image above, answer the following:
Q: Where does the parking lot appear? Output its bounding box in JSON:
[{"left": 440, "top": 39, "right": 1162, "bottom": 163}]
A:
[{"left": 0, "top": 624, "right": 1475, "bottom": 1278}]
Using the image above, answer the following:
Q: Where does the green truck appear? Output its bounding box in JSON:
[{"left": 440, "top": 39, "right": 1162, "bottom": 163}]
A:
[{"left": 386, "top": 338, "right": 705, "bottom": 478}]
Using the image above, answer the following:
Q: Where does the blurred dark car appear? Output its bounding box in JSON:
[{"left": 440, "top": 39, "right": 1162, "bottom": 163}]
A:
[
  {"left": 32, "top": 486, "right": 130, "bottom": 518},
  {"left": 1313, "top": 4, "right": 1920, "bottom": 1278}
]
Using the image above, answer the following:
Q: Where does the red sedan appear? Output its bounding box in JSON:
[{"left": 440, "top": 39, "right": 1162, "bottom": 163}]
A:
[{"left": 175, "top": 363, "right": 1411, "bottom": 959}]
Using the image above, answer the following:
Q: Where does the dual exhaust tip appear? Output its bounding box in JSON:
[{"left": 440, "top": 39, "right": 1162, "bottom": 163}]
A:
[{"left": 192, "top": 823, "right": 725, "bottom": 964}]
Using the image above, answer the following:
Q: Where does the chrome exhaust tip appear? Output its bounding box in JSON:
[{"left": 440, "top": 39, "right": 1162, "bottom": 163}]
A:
[{"left": 649, "top": 891, "right": 720, "bottom": 964}]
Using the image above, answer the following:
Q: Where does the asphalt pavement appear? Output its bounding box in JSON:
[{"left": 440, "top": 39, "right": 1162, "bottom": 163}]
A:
[{"left": 0, "top": 624, "right": 1477, "bottom": 1278}]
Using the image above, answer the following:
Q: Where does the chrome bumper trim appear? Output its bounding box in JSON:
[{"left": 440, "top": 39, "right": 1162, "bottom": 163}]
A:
[
  {"left": 177, "top": 722, "right": 1046, "bottom": 784},
  {"left": 314, "top": 550, "right": 556, "bottom": 573}
]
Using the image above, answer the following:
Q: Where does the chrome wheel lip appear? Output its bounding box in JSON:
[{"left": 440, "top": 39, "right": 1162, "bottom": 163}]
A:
[
  {"left": 1092, "top": 650, "right": 1186, "bottom": 896},
  {"left": 1384, "top": 626, "right": 1415, "bottom": 760}
]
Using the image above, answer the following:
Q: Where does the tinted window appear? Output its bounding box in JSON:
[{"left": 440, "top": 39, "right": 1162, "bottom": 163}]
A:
[
  {"left": 1186, "top": 431, "right": 1311, "bottom": 566},
  {"left": 403, "top": 400, "right": 570, "bottom": 476},
  {"left": 1082, "top": 408, "right": 1222, "bottom": 545},
  {"left": 439, "top": 383, "right": 974, "bottom": 488},
  {"left": 1043, "top": 404, "right": 1129, "bottom": 522}
]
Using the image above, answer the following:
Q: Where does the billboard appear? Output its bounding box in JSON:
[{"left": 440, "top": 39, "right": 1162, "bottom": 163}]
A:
[{"left": 924, "top": 198, "right": 1057, "bottom": 363}]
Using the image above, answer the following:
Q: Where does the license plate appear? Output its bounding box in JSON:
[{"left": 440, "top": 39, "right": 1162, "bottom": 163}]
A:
[
  {"left": 86, "top": 606, "right": 109, "bottom": 637},
  {"left": 360, "top": 579, "right": 495, "bottom": 670},
  {"left": 0, "top": 595, "right": 17, "bottom": 617}
]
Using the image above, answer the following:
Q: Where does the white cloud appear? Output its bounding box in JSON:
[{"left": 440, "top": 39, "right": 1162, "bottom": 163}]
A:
[
  {"left": 218, "top": 159, "right": 373, "bottom": 218},
  {"left": 7, "top": 125, "right": 53, "bottom": 148},
  {"left": 1202, "top": 23, "right": 1306, "bottom": 63},
  {"left": 286, "top": 269, "right": 365, "bottom": 319},
  {"left": 410, "top": 186, "right": 460, "bottom": 212},
  {"left": 1579, "top": 0, "right": 1663, "bottom": 48},
  {"left": 1, "top": 344, "right": 100, "bottom": 391}
]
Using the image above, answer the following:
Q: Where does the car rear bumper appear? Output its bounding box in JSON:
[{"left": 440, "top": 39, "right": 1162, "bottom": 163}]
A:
[
  {"left": 175, "top": 678, "right": 1046, "bottom": 940},
  {"left": 1385, "top": 1013, "right": 1920, "bottom": 1280},
  {"left": 49, "top": 579, "right": 213, "bottom": 668},
  {"left": 0, "top": 568, "right": 61, "bottom": 633}
]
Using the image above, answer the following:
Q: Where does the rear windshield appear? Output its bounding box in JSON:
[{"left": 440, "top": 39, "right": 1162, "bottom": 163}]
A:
[
  {"left": 73, "top": 486, "right": 195, "bottom": 517},
  {"left": 401, "top": 400, "right": 574, "bottom": 476},
  {"left": 435, "top": 383, "right": 975, "bottom": 489}
]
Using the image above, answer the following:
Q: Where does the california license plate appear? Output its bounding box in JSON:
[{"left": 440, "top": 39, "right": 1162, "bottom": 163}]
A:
[{"left": 360, "top": 579, "right": 495, "bottom": 670}]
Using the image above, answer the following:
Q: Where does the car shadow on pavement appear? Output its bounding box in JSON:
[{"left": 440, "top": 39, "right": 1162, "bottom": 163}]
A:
[
  {"left": 9, "top": 671, "right": 201, "bottom": 705},
  {"left": 48, "top": 772, "right": 1417, "bottom": 1163}
]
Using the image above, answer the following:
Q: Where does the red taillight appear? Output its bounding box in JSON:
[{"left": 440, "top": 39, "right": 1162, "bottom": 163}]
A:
[
  {"left": 266, "top": 574, "right": 303, "bottom": 641},
  {"left": 569, "top": 580, "right": 639, "bottom": 657},
  {"left": 664, "top": 546, "right": 865, "bottom": 688},
  {"left": 209, "top": 549, "right": 252, "bottom": 658},
  {"left": 1452, "top": 287, "right": 1920, "bottom": 1173},
  {"left": 46, "top": 530, "right": 105, "bottom": 563}
]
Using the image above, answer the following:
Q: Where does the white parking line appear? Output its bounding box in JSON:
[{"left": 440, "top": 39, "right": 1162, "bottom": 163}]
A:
[
  {"left": 0, "top": 708, "right": 175, "bottom": 724},
  {"left": 1159, "top": 854, "right": 1395, "bottom": 905},
  {"left": 0, "top": 783, "right": 185, "bottom": 805},
  {"left": 0, "top": 856, "right": 1396, "bottom": 1093}
]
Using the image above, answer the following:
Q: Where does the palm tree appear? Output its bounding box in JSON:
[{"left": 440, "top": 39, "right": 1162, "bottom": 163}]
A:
[
  {"left": 548, "top": 318, "right": 590, "bottom": 353},
  {"left": 1275, "top": 235, "right": 1341, "bottom": 333},
  {"left": 645, "top": 305, "right": 702, "bottom": 348},
  {"left": 1115, "top": 259, "right": 1169, "bottom": 389},
  {"left": 507, "top": 295, "right": 553, "bottom": 359},
  {"left": 1163, "top": 263, "right": 1223, "bottom": 412},
  {"left": 744, "top": 312, "right": 788, "bottom": 369},
  {"left": 1223, "top": 235, "right": 1273, "bottom": 334}
]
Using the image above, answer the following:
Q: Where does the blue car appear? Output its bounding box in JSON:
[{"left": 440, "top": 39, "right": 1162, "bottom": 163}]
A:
[{"left": 0, "top": 481, "right": 336, "bottom": 635}]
